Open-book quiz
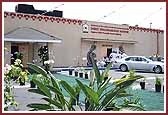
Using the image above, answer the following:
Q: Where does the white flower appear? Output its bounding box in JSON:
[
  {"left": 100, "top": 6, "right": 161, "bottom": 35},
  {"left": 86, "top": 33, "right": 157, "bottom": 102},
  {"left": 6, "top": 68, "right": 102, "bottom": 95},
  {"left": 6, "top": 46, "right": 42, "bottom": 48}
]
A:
[
  {"left": 14, "top": 59, "right": 22, "bottom": 65},
  {"left": 82, "top": 57, "right": 87, "bottom": 61},
  {"left": 44, "top": 60, "right": 50, "bottom": 65},
  {"left": 4, "top": 64, "right": 12, "bottom": 74},
  {"left": 5, "top": 64, "right": 12, "bottom": 71},
  {"left": 50, "top": 60, "right": 54, "bottom": 64},
  {"left": 44, "top": 60, "right": 54, "bottom": 65},
  {"left": 32, "top": 59, "right": 38, "bottom": 63}
]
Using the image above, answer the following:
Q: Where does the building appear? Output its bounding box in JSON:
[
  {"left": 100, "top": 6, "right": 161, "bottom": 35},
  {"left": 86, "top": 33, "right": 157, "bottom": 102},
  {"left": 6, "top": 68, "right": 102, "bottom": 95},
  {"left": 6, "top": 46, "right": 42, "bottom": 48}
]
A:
[{"left": 4, "top": 11, "right": 164, "bottom": 68}]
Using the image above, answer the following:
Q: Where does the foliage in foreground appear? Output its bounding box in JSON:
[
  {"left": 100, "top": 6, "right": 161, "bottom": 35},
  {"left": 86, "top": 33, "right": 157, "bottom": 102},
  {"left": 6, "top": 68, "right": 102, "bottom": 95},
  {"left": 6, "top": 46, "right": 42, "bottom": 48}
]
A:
[
  {"left": 27, "top": 61, "right": 144, "bottom": 111},
  {"left": 4, "top": 59, "right": 29, "bottom": 111}
]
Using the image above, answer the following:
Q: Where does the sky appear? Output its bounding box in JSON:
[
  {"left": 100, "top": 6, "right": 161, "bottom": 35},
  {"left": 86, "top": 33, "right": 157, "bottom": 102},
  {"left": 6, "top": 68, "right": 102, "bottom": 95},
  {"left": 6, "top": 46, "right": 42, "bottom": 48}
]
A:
[{"left": 2, "top": 2, "right": 166, "bottom": 30}]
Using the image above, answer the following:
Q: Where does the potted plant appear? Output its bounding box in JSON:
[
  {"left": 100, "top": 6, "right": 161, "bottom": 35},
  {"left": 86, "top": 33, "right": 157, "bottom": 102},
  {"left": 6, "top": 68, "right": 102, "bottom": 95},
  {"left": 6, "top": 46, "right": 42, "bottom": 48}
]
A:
[
  {"left": 38, "top": 46, "right": 49, "bottom": 66},
  {"left": 19, "top": 77, "right": 25, "bottom": 86},
  {"left": 68, "top": 66, "right": 73, "bottom": 75},
  {"left": 155, "top": 77, "right": 161, "bottom": 92},
  {"left": 69, "top": 69, "right": 73, "bottom": 75},
  {"left": 29, "top": 74, "right": 36, "bottom": 88},
  {"left": 84, "top": 70, "right": 89, "bottom": 79},
  {"left": 18, "top": 70, "right": 29, "bottom": 86},
  {"left": 10, "top": 59, "right": 28, "bottom": 86},
  {"left": 162, "top": 78, "right": 164, "bottom": 93},
  {"left": 79, "top": 67, "right": 85, "bottom": 78},
  {"left": 140, "top": 78, "right": 146, "bottom": 90},
  {"left": 74, "top": 67, "right": 79, "bottom": 77},
  {"left": 79, "top": 72, "right": 83, "bottom": 78}
]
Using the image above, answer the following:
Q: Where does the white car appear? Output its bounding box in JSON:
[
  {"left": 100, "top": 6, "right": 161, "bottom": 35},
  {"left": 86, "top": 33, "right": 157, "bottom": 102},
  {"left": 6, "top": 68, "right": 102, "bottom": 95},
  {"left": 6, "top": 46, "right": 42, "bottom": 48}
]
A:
[{"left": 114, "top": 56, "right": 164, "bottom": 73}]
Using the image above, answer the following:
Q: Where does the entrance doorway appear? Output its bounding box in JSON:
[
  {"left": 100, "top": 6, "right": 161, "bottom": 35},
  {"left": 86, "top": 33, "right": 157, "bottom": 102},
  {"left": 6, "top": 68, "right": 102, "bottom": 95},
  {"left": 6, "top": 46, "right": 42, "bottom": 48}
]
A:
[
  {"left": 11, "top": 45, "right": 19, "bottom": 64},
  {"left": 107, "top": 48, "right": 112, "bottom": 57}
]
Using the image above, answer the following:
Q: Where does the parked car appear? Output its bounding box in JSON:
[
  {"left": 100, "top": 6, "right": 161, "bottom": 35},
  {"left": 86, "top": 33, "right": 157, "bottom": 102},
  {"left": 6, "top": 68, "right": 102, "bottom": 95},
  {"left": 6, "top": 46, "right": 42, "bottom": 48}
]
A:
[{"left": 114, "top": 56, "right": 164, "bottom": 73}]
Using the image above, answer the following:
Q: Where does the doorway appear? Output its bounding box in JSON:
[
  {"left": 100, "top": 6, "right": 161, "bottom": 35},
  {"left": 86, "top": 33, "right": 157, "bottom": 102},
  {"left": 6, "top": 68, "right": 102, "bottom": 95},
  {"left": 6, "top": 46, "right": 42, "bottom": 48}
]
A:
[
  {"left": 11, "top": 45, "right": 19, "bottom": 64},
  {"left": 107, "top": 48, "right": 112, "bottom": 57}
]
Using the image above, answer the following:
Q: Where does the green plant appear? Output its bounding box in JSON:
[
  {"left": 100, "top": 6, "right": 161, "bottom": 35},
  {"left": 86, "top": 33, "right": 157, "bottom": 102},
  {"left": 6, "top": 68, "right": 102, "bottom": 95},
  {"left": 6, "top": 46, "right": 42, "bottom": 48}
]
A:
[
  {"left": 4, "top": 64, "right": 18, "bottom": 111},
  {"left": 27, "top": 61, "right": 144, "bottom": 111},
  {"left": 27, "top": 63, "right": 81, "bottom": 111},
  {"left": 38, "top": 46, "right": 49, "bottom": 66},
  {"left": 76, "top": 61, "right": 144, "bottom": 111},
  {"left": 155, "top": 77, "right": 161, "bottom": 85},
  {"left": 4, "top": 59, "right": 29, "bottom": 111},
  {"left": 15, "top": 52, "right": 23, "bottom": 60},
  {"left": 119, "top": 97, "right": 144, "bottom": 111}
]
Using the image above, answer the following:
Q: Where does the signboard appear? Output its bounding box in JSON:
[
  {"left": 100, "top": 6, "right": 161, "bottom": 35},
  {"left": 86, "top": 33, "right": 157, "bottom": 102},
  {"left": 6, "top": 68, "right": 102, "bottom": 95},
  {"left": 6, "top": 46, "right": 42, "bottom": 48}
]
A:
[{"left": 90, "top": 24, "right": 129, "bottom": 36}]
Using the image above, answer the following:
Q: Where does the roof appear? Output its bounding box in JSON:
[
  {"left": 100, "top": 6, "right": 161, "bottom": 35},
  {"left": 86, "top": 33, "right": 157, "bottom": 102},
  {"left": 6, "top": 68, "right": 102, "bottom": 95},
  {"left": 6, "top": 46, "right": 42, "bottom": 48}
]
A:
[{"left": 4, "top": 27, "right": 62, "bottom": 43}]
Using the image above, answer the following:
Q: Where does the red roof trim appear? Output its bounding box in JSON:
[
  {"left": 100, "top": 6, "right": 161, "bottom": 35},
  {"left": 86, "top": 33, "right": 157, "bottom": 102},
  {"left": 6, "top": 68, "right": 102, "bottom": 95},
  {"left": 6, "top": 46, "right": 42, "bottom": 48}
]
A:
[
  {"left": 129, "top": 26, "right": 164, "bottom": 33},
  {"left": 4, "top": 12, "right": 82, "bottom": 25}
]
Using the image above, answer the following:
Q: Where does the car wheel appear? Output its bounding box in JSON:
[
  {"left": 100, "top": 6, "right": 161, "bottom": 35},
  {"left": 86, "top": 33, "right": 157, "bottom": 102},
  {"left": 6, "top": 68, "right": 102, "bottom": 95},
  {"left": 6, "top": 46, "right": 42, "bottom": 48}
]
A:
[
  {"left": 154, "top": 66, "right": 162, "bottom": 74},
  {"left": 120, "top": 64, "right": 128, "bottom": 72}
]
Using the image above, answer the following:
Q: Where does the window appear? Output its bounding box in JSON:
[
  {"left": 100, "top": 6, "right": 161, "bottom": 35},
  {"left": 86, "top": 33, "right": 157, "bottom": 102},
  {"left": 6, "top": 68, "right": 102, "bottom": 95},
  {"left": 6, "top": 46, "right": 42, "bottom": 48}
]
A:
[
  {"left": 141, "top": 58, "right": 147, "bottom": 62},
  {"left": 125, "top": 57, "right": 134, "bottom": 61},
  {"left": 134, "top": 57, "right": 147, "bottom": 62}
]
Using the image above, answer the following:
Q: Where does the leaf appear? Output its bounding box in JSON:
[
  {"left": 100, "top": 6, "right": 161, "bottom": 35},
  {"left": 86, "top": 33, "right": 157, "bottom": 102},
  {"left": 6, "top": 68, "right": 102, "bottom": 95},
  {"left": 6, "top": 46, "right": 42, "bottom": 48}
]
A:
[
  {"left": 48, "top": 73, "right": 67, "bottom": 105},
  {"left": 101, "top": 88, "right": 117, "bottom": 105},
  {"left": 57, "top": 94, "right": 66, "bottom": 106},
  {"left": 101, "top": 63, "right": 112, "bottom": 82},
  {"left": 91, "top": 57, "right": 101, "bottom": 86},
  {"left": 67, "top": 97, "right": 76, "bottom": 111},
  {"left": 114, "top": 75, "right": 144, "bottom": 88},
  {"left": 97, "top": 77, "right": 112, "bottom": 96},
  {"left": 48, "top": 71, "right": 60, "bottom": 90},
  {"left": 42, "top": 97, "right": 62, "bottom": 109},
  {"left": 28, "top": 89, "right": 48, "bottom": 97},
  {"left": 85, "top": 85, "right": 99, "bottom": 106},
  {"left": 32, "top": 79, "right": 51, "bottom": 98},
  {"left": 120, "top": 104, "right": 144, "bottom": 111},
  {"left": 27, "top": 63, "right": 48, "bottom": 78},
  {"left": 60, "top": 80, "right": 76, "bottom": 99},
  {"left": 116, "top": 93, "right": 133, "bottom": 98},
  {"left": 76, "top": 79, "right": 99, "bottom": 106},
  {"left": 100, "top": 87, "right": 125, "bottom": 110},
  {"left": 76, "top": 79, "right": 88, "bottom": 96},
  {"left": 100, "top": 73, "right": 143, "bottom": 111},
  {"left": 74, "top": 85, "right": 81, "bottom": 94},
  {"left": 47, "top": 85, "right": 63, "bottom": 97},
  {"left": 127, "top": 104, "right": 144, "bottom": 110},
  {"left": 27, "top": 103, "right": 52, "bottom": 110}
]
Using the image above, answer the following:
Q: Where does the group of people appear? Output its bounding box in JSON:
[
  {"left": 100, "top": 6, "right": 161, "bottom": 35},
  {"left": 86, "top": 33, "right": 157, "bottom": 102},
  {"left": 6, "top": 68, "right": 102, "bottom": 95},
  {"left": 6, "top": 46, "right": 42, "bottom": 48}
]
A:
[
  {"left": 97, "top": 51, "right": 127, "bottom": 67},
  {"left": 109, "top": 51, "right": 127, "bottom": 61},
  {"left": 87, "top": 45, "right": 128, "bottom": 67}
]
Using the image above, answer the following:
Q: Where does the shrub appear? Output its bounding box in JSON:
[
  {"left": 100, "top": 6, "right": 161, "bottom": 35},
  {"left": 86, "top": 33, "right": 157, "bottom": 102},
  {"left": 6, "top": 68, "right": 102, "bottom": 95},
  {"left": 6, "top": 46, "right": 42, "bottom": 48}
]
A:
[
  {"left": 4, "top": 59, "right": 29, "bottom": 111},
  {"left": 155, "top": 77, "right": 161, "bottom": 85},
  {"left": 27, "top": 62, "right": 144, "bottom": 111}
]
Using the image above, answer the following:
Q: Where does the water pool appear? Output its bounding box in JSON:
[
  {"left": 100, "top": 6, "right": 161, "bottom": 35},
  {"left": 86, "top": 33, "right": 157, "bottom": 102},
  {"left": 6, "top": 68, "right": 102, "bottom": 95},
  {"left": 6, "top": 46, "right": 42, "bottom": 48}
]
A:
[{"left": 54, "top": 73, "right": 164, "bottom": 111}]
